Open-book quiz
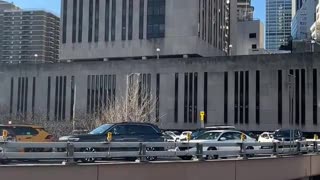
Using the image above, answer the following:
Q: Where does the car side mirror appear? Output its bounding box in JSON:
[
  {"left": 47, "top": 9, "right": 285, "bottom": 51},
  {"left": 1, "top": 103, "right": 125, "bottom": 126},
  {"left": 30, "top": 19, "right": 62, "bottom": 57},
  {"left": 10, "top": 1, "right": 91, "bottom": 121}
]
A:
[{"left": 220, "top": 137, "right": 227, "bottom": 141}]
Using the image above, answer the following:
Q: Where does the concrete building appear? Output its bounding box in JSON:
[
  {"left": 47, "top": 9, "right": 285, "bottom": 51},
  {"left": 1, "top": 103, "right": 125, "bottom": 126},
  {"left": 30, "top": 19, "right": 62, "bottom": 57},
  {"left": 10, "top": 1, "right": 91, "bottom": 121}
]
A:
[
  {"left": 0, "top": 10, "right": 60, "bottom": 63},
  {"left": 292, "top": 0, "right": 305, "bottom": 18},
  {"left": 291, "top": 0, "right": 318, "bottom": 40},
  {"left": 236, "top": 20, "right": 265, "bottom": 55},
  {"left": 266, "top": 0, "right": 292, "bottom": 50},
  {"left": 311, "top": 1, "right": 320, "bottom": 40},
  {"left": 60, "top": 0, "right": 238, "bottom": 61},
  {"left": 237, "top": 0, "right": 254, "bottom": 21},
  {"left": 1, "top": 53, "right": 320, "bottom": 133}
]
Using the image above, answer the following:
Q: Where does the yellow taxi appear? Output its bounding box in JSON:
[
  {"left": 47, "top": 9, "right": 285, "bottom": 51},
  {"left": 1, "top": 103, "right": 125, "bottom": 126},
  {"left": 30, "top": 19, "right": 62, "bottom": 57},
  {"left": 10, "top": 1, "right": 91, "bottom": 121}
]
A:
[{"left": 0, "top": 124, "right": 54, "bottom": 142}]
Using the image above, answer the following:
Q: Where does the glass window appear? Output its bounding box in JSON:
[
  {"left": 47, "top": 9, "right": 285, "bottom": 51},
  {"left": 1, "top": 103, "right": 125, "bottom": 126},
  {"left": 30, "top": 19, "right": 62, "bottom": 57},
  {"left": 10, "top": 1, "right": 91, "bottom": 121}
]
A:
[
  {"left": 249, "top": 33, "right": 256, "bottom": 38},
  {"left": 89, "top": 124, "right": 113, "bottom": 135},
  {"left": 220, "top": 132, "right": 242, "bottom": 141},
  {"left": 147, "top": 0, "right": 165, "bottom": 39},
  {"left": 126, "top": 125, "right": 157, "bottom": 135},
  {"left": 11, "top": 127, "right": 38, "bottom": 136},
  {"left": 196, "top": 132, "right": 221, "bottom": 140}
]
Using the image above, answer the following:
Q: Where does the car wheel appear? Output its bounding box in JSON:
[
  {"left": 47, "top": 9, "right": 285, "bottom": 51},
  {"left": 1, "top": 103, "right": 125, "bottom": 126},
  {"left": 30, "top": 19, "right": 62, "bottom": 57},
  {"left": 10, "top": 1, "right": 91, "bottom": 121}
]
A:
[
  {"left": 146, "top": 147, "right": 158, "bottom": 161},
  {"left": 81, "top": 147, "right": 96, "bottom": 163},
  {"left": 206, "top": 147, "right": 218, "bottom": 160},
  {"left": 246, "top": 146, "right": 254, "bottom": 158}
]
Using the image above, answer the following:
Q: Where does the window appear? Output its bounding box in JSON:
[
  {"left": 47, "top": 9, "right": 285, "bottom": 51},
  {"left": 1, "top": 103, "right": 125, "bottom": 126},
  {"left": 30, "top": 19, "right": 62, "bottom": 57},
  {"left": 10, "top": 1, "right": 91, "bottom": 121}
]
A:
[
  {"left": 94, "top": 0, "right": 100, "bottom": 42},
  {"left": 295, "top": 69, "right": 300, "bottom": 125},
  {"left": 72, "top": 0, "right": 77, "bottom": 43},
  {"left": 252, "top": 44, "right": 257, "bottom": 49},
  {"left": 88, "top": 0, "right": 93, "bottom": 42},
  {"left": 314, "top": 69, "right": 318, "bottom": 125},
  {"left": 156, "top": 74, "right": 160, "bottom": 122},
  {"left": 194, "top": 73, "right": 198, "bottom": 123},
  {"left": 256, "top": 71, "right": 260, "bottom": 124},
  {"left": 224, "top": 72, "right": 228, "bottom": 124},
  {"left": 78, "top": 0, "right": 83, "bottom": 42},
  {"left": 32, "top": 77, "right": 36, "bottom": 119},
  {"left": 245, "top": 71, "right": 249, "bottom": 124},
  {"left": 188, "top": 73, "right": 193, "bottom": 123},
  {"left": 47, "top": 77, "right": 51, "bottom": 121},
  {"left": 111, "top": 0, "right": 116, "bottom": 41},
  {"left": 62, "top": 0, "right": 67, "bottom": 43},
  {"left": 128, "top": 0, "right": 133, "bottom": 40},
  {"left": 121, "top": 0, "right": 127, "bottom": 40},
  {"left": 147, "top": 0, "right": 165, "bottom": 39},
  {"left": 70, "top": 76, "right": 75, "bottom": 121},
  {"left": 11, "top": 127, "right": 38, "bottom": 136},
  {"left": 278, "top": 70, "right": 282, "bottom": 124},
  {"left": 139, "top": 0, "right": 144, "bottom": 39},
  {"left": 105, "top": 0, "right": 110, "bottom": 41},
  {"left": 204, "top": 72, "right": 208, "bottom": 123},
  {"left": 234, "top": 72, "right": 239, "bottom": 124},
  {"left": 126, "top": 125, "right": 157, "bottom": 135},
  {"left": 174, "top": 73, "right": 179, "bottom": 123},
  {"left": 184, "top": 73, "right": 188, "bottom": 123},
  {"left": 240, "top": 72, "right": 244, "bottom": 124},
  {"left": 220, "top": 132, "right": 242, "bottom": 141},
  {"left": 196, "top": 132, "right": 221, "bottom": 140},
  {"left": 301, "top": 69, "right": 306, "bottom": 126},
  {"left": 249, "top": 33, "right": 256, "bottom": 38},
  {"left": 10, "top": 78, "right": 14, "bottom": 116}
]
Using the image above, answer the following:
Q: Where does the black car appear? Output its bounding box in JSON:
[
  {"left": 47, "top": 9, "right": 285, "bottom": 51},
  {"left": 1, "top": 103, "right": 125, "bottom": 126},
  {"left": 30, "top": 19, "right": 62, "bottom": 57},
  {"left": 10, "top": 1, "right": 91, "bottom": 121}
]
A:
[
  {"left": 59, "top": 122, "right": 165, "bottom": 162},
  {"left": 273, "top": 129, "right": 304, "bottom": 142}
]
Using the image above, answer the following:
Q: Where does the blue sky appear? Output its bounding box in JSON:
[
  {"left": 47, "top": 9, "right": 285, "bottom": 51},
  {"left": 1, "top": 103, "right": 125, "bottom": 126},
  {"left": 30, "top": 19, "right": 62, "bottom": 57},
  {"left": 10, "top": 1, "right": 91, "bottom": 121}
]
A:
[{"left": 4, "top": 0, "right": 266, "bottom": 24}]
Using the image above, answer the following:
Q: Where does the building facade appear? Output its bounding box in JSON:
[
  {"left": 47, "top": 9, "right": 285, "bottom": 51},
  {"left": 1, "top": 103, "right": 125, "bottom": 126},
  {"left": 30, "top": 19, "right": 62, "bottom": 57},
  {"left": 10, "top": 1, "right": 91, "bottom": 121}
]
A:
[
  {"left": 1, "top": 53, "right": 320, "bottom": 133},
  {"left": 236, "top": 20, "right": 265, "bottom": 55},
  {"left": 291, "top": 0, "right": 318, "bottom": 40},
  {"left": 237, "top": 0, "right": 254, "bottom": 21},
  {"left": 60, "top": 0, "right": 238, "bottom": 61},
  {"left": 266, "top": 0, "right": 292, "bottom": 51},
  {"left": 292, "top": 0, "right": 305, "bottom": 18},
  {"left": 311, "top": 1, "right": 320, "bottom": 40},
  {"left": 0, "top": 10, "right": 60, "bottom": 63}
]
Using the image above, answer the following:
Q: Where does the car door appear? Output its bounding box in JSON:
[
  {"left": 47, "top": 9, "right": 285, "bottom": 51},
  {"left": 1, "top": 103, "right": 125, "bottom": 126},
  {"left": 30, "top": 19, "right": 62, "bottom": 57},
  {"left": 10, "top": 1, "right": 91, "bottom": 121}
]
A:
[
  {"left": 108, "top": 125, "right": 127, "bottom": 142},
  {"left": 218, "top": 132, "right": 242, "bottom": 152},
  {"left": 12, "top": 127, "right": 36, "bottom": 142}
]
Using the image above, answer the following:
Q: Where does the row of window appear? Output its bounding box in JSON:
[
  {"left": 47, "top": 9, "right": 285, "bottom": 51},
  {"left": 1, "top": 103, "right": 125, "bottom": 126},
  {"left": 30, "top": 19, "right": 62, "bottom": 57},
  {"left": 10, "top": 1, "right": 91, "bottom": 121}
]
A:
[{"left": 62, "top": 0, "right": 166, "bottom": 44}]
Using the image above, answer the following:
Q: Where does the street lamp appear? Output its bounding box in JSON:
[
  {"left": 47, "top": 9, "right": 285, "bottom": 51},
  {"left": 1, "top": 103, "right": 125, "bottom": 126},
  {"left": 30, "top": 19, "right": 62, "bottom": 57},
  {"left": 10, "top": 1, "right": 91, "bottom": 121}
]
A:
[
  {"left": 156, "top": 48, "right": 160, "bottom": 59},
  {"left": 228, "top": 44, "right": 233, "bottom": 56},
  {"left": 34, "top": 54, "right": 38, "bottom": 63}
]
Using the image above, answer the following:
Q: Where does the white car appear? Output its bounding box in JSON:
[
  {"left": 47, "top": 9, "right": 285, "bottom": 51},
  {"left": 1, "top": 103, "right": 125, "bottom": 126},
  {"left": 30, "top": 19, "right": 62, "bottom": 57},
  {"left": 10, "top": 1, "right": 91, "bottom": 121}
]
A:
[
  {"left": 164, "top": 131, "right": 180, "bottom": 142},
  {"left": 258, "top": 132, "right": 274, "bottom": 143},
  {"left": 179, "top": 131, "right": 193, "bottom": 141},
  {"left": 176, "top": 130, "right": 257, "bottom": 160}
]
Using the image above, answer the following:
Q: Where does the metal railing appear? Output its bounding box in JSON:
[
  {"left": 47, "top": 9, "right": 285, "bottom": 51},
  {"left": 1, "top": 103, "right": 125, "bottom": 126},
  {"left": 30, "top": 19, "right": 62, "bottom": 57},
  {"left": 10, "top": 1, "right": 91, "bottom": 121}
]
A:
[{"left": 0, "top": 140, "right": 319, "bottom": 164}]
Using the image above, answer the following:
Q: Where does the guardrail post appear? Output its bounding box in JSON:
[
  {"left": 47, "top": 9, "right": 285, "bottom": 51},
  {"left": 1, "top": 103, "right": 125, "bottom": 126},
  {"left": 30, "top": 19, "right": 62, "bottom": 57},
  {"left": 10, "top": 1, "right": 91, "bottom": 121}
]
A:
[
  {"left": 195, "top": 143, "right": 204, "bottom": 161},
  {"left": 272, "top": 142, "right": 279, "bottom": 157},
  {"left": 138, "top": 143, "right": 147, "bottom": 163},
  {"left": 296, "top": 142, "right": 301, "bottom": 155},
  {"left": 240, "top": 143, "right": 247, "bottom": 159},
  {"left": 63, "top": 143, "right": 76, "bottom": 165},
  {"left": 313, "top": 141, "right": 318, "bottom": 154}
]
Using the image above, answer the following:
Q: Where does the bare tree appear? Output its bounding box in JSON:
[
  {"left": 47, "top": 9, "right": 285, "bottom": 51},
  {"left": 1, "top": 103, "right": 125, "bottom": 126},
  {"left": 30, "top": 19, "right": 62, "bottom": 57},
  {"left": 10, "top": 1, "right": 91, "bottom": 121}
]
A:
[{"left": 98, "top": 75, "right": 159, "bottom": 126}]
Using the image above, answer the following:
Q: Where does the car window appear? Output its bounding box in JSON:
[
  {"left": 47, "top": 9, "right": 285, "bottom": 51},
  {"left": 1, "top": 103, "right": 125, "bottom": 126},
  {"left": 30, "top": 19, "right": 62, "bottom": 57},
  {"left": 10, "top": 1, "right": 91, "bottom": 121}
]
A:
[
  {"left": 220, "top": 132, "right": 242, "bottom": 140},
  {"left": 196, "top": 132, "right": 221, "bottom": 140},
  {"left": 126, "top": 125, "right": 157, "bottom": 135},
  {"left": 109, "top": 125, "right": 126, "bottom": 135},
  {"left": 12, "top": 127, "right": 38, "bottom": 136}
]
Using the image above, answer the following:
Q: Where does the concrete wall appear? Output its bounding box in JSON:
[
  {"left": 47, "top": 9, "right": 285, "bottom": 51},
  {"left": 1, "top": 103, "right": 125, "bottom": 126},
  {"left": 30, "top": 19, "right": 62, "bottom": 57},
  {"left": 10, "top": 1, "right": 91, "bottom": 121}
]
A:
[
  {"left": 1, "top": 53, "right": 320, "bottom": 132},
  {"left": 1, "top": 155, "right": 320, "bottom": 180}
]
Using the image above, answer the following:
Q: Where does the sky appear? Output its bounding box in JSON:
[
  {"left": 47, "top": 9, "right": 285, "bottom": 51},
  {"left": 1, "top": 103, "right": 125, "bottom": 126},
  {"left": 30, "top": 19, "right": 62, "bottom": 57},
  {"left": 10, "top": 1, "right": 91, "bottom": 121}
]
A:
[{"left": 4, "top": 0, "right": 267, "bottom": 24}]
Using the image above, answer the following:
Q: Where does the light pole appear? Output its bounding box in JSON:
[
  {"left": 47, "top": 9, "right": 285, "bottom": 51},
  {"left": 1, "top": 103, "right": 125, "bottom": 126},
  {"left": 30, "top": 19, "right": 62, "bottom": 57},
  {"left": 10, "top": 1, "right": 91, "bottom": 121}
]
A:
[
  {"left": 228, "top": 44, "right": 233, "bottom": 56},
  {"left": 34, "top": 54, "right": 38, "bottom": 63},
  {"left": 156, "top": 48, "right": 160, "bottom": 59}
]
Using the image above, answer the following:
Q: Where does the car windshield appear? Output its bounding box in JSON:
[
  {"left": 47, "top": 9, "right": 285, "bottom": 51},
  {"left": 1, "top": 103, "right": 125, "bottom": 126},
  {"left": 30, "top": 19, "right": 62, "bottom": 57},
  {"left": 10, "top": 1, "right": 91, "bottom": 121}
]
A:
[
  {"left": 89, "top": 124, "right": 113, "bottom": 135},
  {"left": 195, "top": 132, "right": 221, "bottom": 140}
]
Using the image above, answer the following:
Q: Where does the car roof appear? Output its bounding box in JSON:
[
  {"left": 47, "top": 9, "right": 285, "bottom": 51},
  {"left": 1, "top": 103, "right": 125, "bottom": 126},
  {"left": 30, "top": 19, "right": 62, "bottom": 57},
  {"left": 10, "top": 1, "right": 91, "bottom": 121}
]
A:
[{"left": 204, "top": 130, "right": 242, "bottom": 133}]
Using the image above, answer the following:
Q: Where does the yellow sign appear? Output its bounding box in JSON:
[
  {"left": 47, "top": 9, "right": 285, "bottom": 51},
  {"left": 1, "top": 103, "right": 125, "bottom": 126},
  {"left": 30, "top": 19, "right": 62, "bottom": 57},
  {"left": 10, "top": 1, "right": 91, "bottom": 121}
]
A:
[
  {"left": 314, "top": 134, "right": 319, "bottom": 141},
  {"left": 2, "top": 130, "right": 8, "bottom": 138},
  {"left": 200, "top": 111, "right": 205, "bottom": 122},
  {"left": 241, "top": 133, "right": 246, "bottom": 141},
  {"left": 107, "top": 132, "right": 113, "bottom": 142},
  {"left": 186, "top": 133, "right": 191, "bottom": 141}
]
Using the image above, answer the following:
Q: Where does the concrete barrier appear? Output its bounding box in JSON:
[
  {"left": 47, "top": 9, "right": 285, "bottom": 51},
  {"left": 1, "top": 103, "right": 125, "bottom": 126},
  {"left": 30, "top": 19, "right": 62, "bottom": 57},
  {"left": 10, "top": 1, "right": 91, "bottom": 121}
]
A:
[{"left": 1, "top": 155, "right": 320, "bottom": 180}]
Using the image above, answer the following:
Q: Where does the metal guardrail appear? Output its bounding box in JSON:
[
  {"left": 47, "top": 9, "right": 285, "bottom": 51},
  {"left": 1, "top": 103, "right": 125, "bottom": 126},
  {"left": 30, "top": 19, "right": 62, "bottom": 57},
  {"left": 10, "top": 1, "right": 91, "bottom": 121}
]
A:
[{"left": 0, "top": 140, "right": 319, "bottom": 164}]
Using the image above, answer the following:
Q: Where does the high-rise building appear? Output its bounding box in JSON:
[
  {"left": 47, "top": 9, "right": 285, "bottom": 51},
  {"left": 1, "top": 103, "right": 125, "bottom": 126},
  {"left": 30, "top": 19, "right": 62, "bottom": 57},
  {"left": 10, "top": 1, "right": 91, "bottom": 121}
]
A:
[
  {"left": 292, "top": 0, "right": 304, "bottom": 18},
  {"left": 291, "top": 0, "right": 318, "bottom": 40},
  {"left": 311, "top": 1, "right": 320, "bottom": 40},
  {"left": 237, "top": 0, "right": 254, "bottom": 21},
  {"left": 0, "top": 10, "right": 60, "bottom": 63},
  {"left": 60, "top": 0, "right": 238, "bottom": 61},
  {"left": 266, "top": 0, "right": 292, "bottom": 51}
]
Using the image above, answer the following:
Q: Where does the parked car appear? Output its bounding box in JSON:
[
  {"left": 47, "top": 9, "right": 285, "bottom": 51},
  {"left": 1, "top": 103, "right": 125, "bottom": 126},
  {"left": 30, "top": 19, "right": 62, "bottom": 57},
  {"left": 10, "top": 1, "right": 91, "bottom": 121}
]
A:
[
  {"left": 273, "top": 129, "right": 304, "bottom": 142},
  {"left": 163, "top": 131, "right": 179, "bottom": 142},
  {"left": 191, "top": 125, "right": 236, "bottom": 139},
  {"left": 176, "top": 130, "right": 256, "bottom": 160},
  {"left": 59, "top": 122, "right": 165, "bottom": 163},
  {"left": 258, "top": 132, "right": 274, "bottom": 143},
  {"left": 179, "top": 131, "right": 193, "bottom": 141}
]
